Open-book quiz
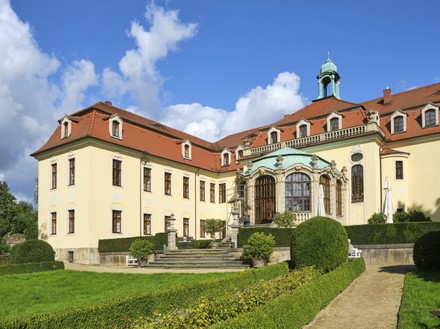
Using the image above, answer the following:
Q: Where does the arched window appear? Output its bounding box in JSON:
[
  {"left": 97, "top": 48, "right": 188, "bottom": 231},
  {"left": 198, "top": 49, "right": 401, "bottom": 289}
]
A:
[
  {"left": 255, "top": 175, "right": 276, "bottom": 224},
  {"left": 112, "top": 120, "right": 120, "bottom": 137},
  {"left": 393, "top": 116, "right": 404, "bottom": 133},
  {"left": 270, "top": 131, "right": 278, "bottom": 144},
  {"left": 425, "top": 109, "right": 436, "bottom": 127},
  {"left": 351, "top": 165, "right": 364, "bottom": 202},
  {"left": 336, "top": 180, "right": 342, "bottom": 216},
  {"left": 285, "top": 173, "right": 311, "bottom": 211},
  {"left": 63, "top": 122, "right": 69, "bottom": 138},
  {"left": 329, "top": 117, "right": 339, "bottom": 132},
  {"left": 319, "top": 175, "right": 331, "bottom": 214},
  {"left": 299, "top": 125, "right": 308, "bottom": 138}
]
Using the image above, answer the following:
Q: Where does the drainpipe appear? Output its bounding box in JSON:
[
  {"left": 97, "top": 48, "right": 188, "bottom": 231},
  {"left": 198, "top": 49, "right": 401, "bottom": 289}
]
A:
[{"left": 194, "top": 167, "right": 200, "bottom": 239}]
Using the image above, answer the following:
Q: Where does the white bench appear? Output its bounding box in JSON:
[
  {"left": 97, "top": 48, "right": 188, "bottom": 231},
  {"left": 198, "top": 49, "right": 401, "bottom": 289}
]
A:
[
  {"left": 125, "top": 255, "right": 138, "bottom": 266},
  {"left": 349, "top": 247, "right": 362, "bottom": 258}
]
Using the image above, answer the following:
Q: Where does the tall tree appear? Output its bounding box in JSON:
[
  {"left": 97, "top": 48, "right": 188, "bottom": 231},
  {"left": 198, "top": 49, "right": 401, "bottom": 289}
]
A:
[{"left": 0, "top": 181, "right": 16, "bottom": 237}]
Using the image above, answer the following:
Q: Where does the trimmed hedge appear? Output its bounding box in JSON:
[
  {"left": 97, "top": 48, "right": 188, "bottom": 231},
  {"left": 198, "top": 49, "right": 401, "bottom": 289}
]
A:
[
  {"left": 0, "top": 262, "right": 289, "bottom": 328},
  {"left": 213, "top": 258, "right": 366, "bottom": 328},
  {"left": 413, "top": 231, "right": 440, "bottom": 271},
  {"left": 238, "top": 227, "right": 294, "bottom": 248},
  {"left": 8, "top": 240, "right": 55, "bottom": 264},
  {"left": 345, "top": 222, "right": 440, "bottom": 245},
  {"left": 98, "top": 233, "right": 168, "bottom": 253},
  {"left": 177, "top": 239, "right": 218, "bottom": 249},
  {"left": 0, "top": 261, "right": 64, "bottom": 276}
]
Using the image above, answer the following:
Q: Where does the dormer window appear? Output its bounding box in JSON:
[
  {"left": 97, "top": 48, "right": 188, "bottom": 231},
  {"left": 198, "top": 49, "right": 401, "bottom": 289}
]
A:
[
  {"left": 327, "top": 112, "right": 342, "bottom": 132},
  {"left": 182, "top": 141, "right": 192, "bottom": 160},
  {"left": 421, "top": 104, "right": 439, "bottom": 128},
  {"left": 235, "top": 146, "right": 244, "bottom": 164},
  {"left": 221, "top": 149, "right": 231, "bottom": 166},
  {"left": 109, "top": 115, "right": 123, "bottom": 139},
  {"left": 296, "top": 119, "right": 310, "bottom": 138},
  {"left": 390, "top": 110, "right": 406, "bottom": 134},
  {"left": 60, "top": 116, "right": 72, "bottom": 139},
  {"left": 267, "top": 127, "right": 280, "bottom": 145}
]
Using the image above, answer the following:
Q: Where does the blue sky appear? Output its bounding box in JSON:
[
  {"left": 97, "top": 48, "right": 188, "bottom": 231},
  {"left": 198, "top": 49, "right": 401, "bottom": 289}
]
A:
[{"left": 2, "top": 0, "right": 440, "bottom": 201}]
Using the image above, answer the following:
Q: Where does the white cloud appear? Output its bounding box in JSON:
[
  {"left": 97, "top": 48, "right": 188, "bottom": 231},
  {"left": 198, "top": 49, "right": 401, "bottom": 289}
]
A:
[{"left": 164, "top": 72, "right": 306, "bottom": 141}]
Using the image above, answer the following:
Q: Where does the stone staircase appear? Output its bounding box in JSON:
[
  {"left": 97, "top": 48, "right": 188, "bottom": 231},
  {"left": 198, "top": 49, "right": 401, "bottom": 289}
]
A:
[{"left": 144, "top": 247, "right": 248, "bottom": 269}]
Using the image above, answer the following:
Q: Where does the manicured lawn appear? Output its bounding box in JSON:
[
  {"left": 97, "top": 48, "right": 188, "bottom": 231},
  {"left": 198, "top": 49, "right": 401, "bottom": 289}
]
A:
[
  {"left": 0, "top": 269, "right": 233, "bottom": 321},
  {"left": 398, "top": 270, "right": 440, "bottom": 328}
]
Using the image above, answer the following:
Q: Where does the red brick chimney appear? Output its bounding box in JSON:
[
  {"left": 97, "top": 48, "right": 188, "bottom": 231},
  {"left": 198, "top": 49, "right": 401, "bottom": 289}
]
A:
[{"left": 383, "top": 88, "right": 392, "bottom": 104}]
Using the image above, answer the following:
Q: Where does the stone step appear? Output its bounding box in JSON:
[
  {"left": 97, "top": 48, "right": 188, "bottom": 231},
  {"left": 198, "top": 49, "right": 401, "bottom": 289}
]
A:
[{"left": 144, "top": 261, "right": 248, "bottom": 269}]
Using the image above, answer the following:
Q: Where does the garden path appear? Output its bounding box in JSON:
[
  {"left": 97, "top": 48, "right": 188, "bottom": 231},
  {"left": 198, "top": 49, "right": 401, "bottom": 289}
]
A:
[{"left": 303, "top": 265, "right": 415, "bottom": 329}]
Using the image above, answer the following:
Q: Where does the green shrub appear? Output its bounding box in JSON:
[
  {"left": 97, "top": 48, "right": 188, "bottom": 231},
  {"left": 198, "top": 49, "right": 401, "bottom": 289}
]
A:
[
  {"left": 204, "top": 219, "right": 224, "bottom": 237},
  {"left": 129, "top": 239, "right": 154, "bottom": 265},
  {"left": 0, "top": 254, "right": 8, "bottom": 264},
  {"left": 345, "top": 222, "right": 440, "bottom": 245},
  {"left": 368, "top": 212, "right": 386, "bottom": 224},
  {"left": 238, "top": 227, "right": 294, "bottom": 247},
  {"left": 177, "top": 239, "right": 215, "bottom": 249},
  {"left": 139, "top": 266, "right": 320, "bottom": 328},
  {"left": 242, "top": 232, "right": 275, "bottom": 262},
  {"left": 0, "top": 262, "right": 289, "bottom": 328},
  {"left": 413, "top": 231, "right": 440, "bottom": 271},
  {"left": 213, "top": 258, "right": 365, "bottom": 329},
  {"left": 291, "top": 216, "right": 348, "bottom": 272},
  {"left": 407, "top": 210, "right": 431, "bottom": 222},
  {"left": 0, "top": 261, "right": 64, "bottom": 275},
  {"left": 8, "top": 240, "right": 54, "bottom": 264},
  {"left": 98, "top": 233, "right": 166, "bottom": 253},
  {"left": 273, "top": 211, "right": 296, "bottom": 228},
  {"left": 394, "top": 211, "right": 410, "bottom": 223}
]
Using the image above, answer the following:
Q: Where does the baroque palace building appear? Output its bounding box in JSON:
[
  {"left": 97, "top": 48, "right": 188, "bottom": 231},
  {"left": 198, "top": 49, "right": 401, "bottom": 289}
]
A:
[{"left": 32, "top": 57, "right": 440, "bottom": 264}]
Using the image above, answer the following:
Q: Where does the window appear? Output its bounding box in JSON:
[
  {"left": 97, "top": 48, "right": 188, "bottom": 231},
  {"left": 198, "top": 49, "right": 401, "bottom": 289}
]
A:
[
  {"left": 285, "top": 173, "right": 311, "bottom": 211},
  {"left": 351, "top": 153, "right": 363, "bottom": 162},
  {"left": 200, "top": 180, "right": 205, "bottom": 201},
  {"left": 184, "top": 145, "right": 190, "bottom": 158},
  {"left": 112, "top": 210, "right": 122, "bottom": 233},
  {"left": 299, "top": 125, "right": 308, "bottom": 138},
  {"left": 320, "top": 175, "right": 331, "bottom": 214},
  {"left": 51, "top": 163, "right": 57, "bottom": 189},
  {"left": 425, "top": 109, "right": 436, "bottom": 127},
  {"left": 210, "top": 183, "right": 215, "bottom": 203},
  {"left": 63, "top": 122, "right": 69, "bottom": 138},
  {"left": 164, "top": 173, "right": 172, "bottom": 195},
  {"left": 219, "top": 183, "right": 226, "bottom": 203},
  {"left": 221, "top": 151, "right": 230, "bottom": 166},
  {"left": 183, "top": 218, "right": 189, "bottom": 238},
  {"left": 143, "top": 214, "right": 151, "bottom": 235},
  {"left": 329, "top": 117, "right": 339, "bottom": 131},
  {"left": 112, "top": 160, "right": 122, "bottom": 186},
  {"left": 51, "top": 212, "right": 57, "bottom": 235},
  {"left": 393, "top": 116, "right": 404, "bottom": 133},
  {"left": 270, "top": 131, "right": 278, "bottom": 144},
  {"left": 164, "top": 216, "right": 171, "bottom": 232},
  {"left": 200, "top": 220, "right": 206, "bottom": 238},
  {"left": 112, "top": 120, "right": 120, "bottom": 138},
  {"left": 351, "top": 165, "right": 364, "bottom": 202},
  {"left": 68, "top": 158, "right": 75, "bottom": 186},
  {"left": 143, "top": 167, "right": 151, "bottom": 192},
  {"left": 183, "top": 177, "right": 189, "bottom": 199},
  {"left": 336, "top": 180, "right": 342, "bottom": 216},
  {"left": 68, "top": 210, "right": 75, "bottom": 234},
  {"left": 236, "top": 148, "right": 244, "bottom": 163},
  {"left": 396, "top": 161, "right": 403, "bottom": 180},
  {"left": 255, "top": 175, "right": 276, "bottom": 224}
]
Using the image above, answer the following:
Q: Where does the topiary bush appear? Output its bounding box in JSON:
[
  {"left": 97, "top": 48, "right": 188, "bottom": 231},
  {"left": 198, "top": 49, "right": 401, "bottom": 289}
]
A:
[
  {"left": 129, "top": 239, "right": 154, "bottom": 266},
  {"left": 242, "top": 232, "right": 275, "bottom": 263},
  {"left": 413, "top": 231, "right": 440, "bottom": 271},
  {"left": 8, "top": 239, "right": 54, "bottom": 264},
  {"left": 291, "top": 216, "right": 348, "bottom": 272}
]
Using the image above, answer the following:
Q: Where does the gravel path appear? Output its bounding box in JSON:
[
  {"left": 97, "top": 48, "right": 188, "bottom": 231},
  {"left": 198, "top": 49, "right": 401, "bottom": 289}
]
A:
[{"left": 303, "top": 265, "right": 415, "bottom": 329}]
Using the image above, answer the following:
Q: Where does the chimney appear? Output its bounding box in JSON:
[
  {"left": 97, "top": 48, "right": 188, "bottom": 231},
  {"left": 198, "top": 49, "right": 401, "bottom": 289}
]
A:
[{"left": 383, "top": 88, "right": 391, "bottom": 104}]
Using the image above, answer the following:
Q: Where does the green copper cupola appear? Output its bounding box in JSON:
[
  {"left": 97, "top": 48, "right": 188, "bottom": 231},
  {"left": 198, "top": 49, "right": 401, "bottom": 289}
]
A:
[{"left": 317, "top": 53, "right": 340, "bottom": 99}]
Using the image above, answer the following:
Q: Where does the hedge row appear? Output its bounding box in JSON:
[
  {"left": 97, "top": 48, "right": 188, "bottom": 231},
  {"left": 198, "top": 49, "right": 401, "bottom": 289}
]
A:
[
  {"left": 0, "top": 262, "right": 289, "bottom": 328},
  {"left": 345, "top": 222, "right": 440, "bottom": 245},
  {"left": 140, "top": 266, "right": 320, "bottom": 328},
  {"left": 0, "top": 254, "right": 8, "bottom": 264},
  {"left": 0, "top": 261, "right": 64, "bottom": 276},
  {"left": 98, "top": 233, "right": 168, "bottom": 253},
  {"left": 238, "top": 227, "right": 294, "bottom": 248},
  {"left": 213, "top": 258, "right": 366, "bottom": 328}
]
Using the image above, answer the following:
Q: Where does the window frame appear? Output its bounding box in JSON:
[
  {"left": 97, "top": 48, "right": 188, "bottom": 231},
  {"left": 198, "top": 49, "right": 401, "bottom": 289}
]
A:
[
  {"left": 68, "top": 158, "right": 75, "bottom": 186},
  {"left": 210, "top": 183, "right": 215, "bottom": 203},
  {"left": 255, "top": 175, "right": 276, "bottom": 223},
  {"left": 200, "top": 219, "right": 206, "bottom": 238},
  {"left": 319, "top": 175, "right": 331, "bottom": 214},
  {"left": 183, "top": 218, "right": 190, "bottom": 238},
  {"left": 112, "top": 159, "right": 122, "bottom": 187},
  {"left": 396, "top": 161, "right": 404, "bottom": 180},
  {"left": 421, "top": 105, "right": 439, "bottom": 128},
  {"left": 390, "top": 110, "right": 406, "bottom": 134},
  {"left": 267, "top": 127, "right": 280, "bottom": 145},
  {"left": 112, "top": 210, "right": 122, "bottom": 234},
  {"left": 51, "top": 212, "right": 57, "bottom": 235},
  {"left": 183, "top": 176, "right": 190, "bottom": 199},
  {"left": 351, "top": 164, "right": 364, "bottom": 202},
  {"left": 51, "top": 163, "right": 57, "bottom": 190},
  {"left": 164, "top": 172, "right": 172, "bottom": 195},
  {"left": 143, "top": 167, "right": 151, "bottom": 192},
  {"left": 285, "top": 172, "right": 311, "bottom": 212},
  {"left": 143, "top": 213, "right": 151, "bottom": 235},
  {"left": 296, "top": 119, "right": 310, "bottom": 139},
  {"left": 164, "top": 216, "right": 171, "bottom": 232},
  {"left": 200, "top": 180, "right": 206, "bottom": 201},
  {"left": 336, "top": 180, "right": 343, "bottom": 217},
  {"left": 219, "top": 183, "right": 226, "bottom": 203},
  {"left": 68, "top": 209, "right": 75, "bottom": 234}
]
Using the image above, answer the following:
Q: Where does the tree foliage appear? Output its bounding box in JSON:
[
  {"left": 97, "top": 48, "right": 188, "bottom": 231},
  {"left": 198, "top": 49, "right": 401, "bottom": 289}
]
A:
[
  {"left": 273, "top": 211, "right": 296, "bottom": 228},
  {"left": 204, "top": 219, "right": 223, "bottom": 236}
]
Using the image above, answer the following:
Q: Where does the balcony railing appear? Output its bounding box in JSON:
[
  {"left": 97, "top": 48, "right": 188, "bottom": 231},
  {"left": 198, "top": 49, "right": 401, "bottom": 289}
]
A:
[{"left": 248, "top": 123, "right": 382, "bottom": 157}]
